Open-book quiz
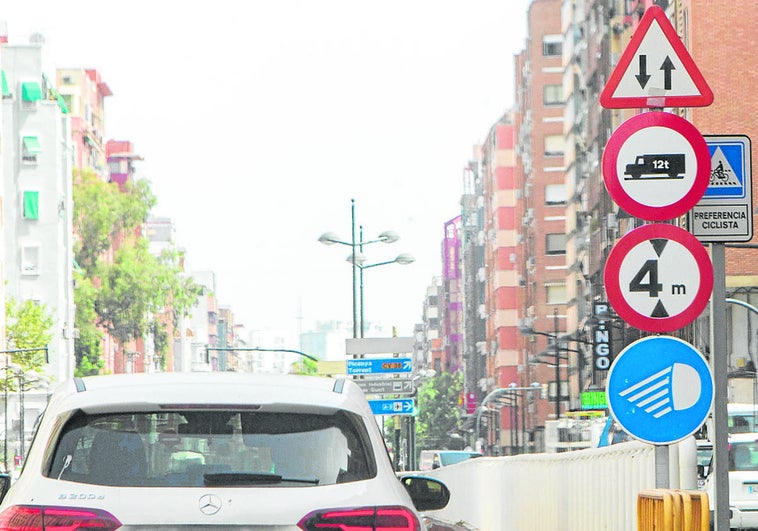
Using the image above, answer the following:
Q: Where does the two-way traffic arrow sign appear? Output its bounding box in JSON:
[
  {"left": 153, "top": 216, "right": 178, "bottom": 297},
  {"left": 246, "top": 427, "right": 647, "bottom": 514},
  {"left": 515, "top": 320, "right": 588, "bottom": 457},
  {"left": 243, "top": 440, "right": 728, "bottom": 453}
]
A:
[{"left": 600, "top": 5, "right": 713, "bottom": 109}]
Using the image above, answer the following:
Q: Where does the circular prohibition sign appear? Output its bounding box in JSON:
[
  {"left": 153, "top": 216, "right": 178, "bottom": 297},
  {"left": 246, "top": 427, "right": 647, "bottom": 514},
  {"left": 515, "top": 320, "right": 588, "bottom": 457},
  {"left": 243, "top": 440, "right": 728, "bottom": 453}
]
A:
[
  {"left": 602, "top": 112, "right": 710, "bottom": 221},
  {"left": 604, "top": 223, "right": 713, "bottom": 333}
]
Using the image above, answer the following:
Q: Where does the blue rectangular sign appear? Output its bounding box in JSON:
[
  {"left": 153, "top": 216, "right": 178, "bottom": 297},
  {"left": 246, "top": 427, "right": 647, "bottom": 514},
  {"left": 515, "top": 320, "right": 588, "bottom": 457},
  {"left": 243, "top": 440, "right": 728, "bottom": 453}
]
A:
[
  {"left": 346, "top": 358, "right": 413, "bottom": 375},
  {"left": 368, "top": 398, "right": 415, "bottom": 416}
]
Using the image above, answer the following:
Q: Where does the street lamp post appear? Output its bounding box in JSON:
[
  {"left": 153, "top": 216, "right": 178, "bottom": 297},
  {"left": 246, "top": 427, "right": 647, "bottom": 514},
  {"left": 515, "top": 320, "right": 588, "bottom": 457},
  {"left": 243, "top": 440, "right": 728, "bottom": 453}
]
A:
[
  {"left": 505, "top": 383, "right": 542, "bottom": 454},
  {"left": 2, "top": 364, "right": 21, "bottom": 472},
  {"left": 348, "top": 247, "right": 415, "bottom": 337},
  {"left": 318, "top": 199, "right": 401, "bottom": 338},
  {"left": 16, "top": 371, "right": 48, "bottom": 464},
  {"left": 519, "top": 309, "right": 564, "bottom": 419}
]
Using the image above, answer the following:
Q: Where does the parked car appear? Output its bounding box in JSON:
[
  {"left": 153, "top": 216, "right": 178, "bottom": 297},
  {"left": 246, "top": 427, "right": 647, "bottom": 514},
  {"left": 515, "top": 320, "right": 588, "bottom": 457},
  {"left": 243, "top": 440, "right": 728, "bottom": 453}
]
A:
[
  {"left": 0, "top": 372, "right": 450, "bottom": 530},
  {"left": 702, "top": 432, "right": 758, "bottom": 530},
  {"left": 418, "top": 450, "right": 483, "bottom": 471}
]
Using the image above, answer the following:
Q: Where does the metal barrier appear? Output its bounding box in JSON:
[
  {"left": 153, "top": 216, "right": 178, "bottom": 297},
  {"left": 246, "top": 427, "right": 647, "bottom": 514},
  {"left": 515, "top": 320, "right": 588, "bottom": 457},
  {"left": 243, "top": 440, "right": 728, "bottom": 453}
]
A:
[
  {"left": 419, "top": 439, "right": 699, "bottom": 530},
  {"left": 637, "top": 489, "right": 709, "bottom": 531}
]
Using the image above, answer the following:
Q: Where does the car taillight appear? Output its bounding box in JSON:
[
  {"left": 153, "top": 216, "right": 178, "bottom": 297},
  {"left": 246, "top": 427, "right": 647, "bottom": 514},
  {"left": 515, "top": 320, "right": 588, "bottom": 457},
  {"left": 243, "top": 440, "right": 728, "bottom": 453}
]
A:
[
  {"left": 297, "top": 506, "right": 419, "bottom": 531},
  {"left": 0, "top": 505, "right": 121, "bottom": 530}
]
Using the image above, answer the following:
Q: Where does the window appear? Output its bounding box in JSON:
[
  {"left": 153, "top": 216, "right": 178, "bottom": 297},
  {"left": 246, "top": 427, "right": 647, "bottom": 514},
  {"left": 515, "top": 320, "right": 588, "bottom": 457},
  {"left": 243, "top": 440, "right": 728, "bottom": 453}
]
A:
[
  {"left": 23, "top": 191, "right": 39, "bottom": 220},
  {"left": 544, "top": 134, "right": 565, "bottom": 157},
  {"left": 545, "top": 184, "right": 567, "bottom": 205},
  {"left": 21, "top": 245, "right": 40, "bottom": 275},
  {"left": 546, "top": 283, "right": 567, "bottom": 304},
  {"left": 544, "top": 84, "right": 563, "bottom": 105},
  {"left": 22, "top": 136, "right": 41, "bottom": 164},
  {"left": 546, "top": 233, "right": 566, "bottom": 255},
  {"left": 48, "top": 410, "right": 375, "bottom": 487},
  {"left": 542, "top": 34, "right": 562, "bottom": 57}
]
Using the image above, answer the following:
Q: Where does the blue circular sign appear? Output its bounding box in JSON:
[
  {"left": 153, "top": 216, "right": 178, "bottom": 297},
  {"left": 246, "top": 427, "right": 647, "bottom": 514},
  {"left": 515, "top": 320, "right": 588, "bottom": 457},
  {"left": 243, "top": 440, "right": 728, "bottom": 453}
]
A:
[{"left": 607, "top": 336, "right": 713, "bottom": 445}]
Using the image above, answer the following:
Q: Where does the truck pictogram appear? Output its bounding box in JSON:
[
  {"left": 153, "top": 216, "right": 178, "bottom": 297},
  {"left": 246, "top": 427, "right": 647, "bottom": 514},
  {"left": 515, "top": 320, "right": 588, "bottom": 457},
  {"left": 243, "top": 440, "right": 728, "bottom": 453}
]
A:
[{"left": 624, "top": 154, "right": 685, "bottom": 180}]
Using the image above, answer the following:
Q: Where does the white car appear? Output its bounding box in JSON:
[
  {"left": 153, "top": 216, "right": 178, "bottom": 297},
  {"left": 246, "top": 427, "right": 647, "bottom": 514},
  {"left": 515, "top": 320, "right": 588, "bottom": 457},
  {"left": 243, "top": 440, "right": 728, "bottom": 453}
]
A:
[{"left": 0, "top": 372, "right": 449, "bottom": 530}]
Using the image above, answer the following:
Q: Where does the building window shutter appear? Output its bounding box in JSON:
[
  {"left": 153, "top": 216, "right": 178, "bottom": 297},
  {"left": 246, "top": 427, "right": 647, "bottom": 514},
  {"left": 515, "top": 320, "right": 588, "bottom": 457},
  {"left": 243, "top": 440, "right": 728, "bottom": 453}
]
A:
[
  {"left": 23, "top": 191, "right": 39, "bottom": 220},
  {"left": 21, "top": 81, "right": 43, "bottom": 102}
]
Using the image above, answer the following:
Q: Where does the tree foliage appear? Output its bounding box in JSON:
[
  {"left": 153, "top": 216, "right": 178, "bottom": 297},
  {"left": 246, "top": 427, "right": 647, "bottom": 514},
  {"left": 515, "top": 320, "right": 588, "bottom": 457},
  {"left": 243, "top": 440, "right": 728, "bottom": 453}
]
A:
[
  {"left": 72, "top": 168, "right": 200, "bottom": 374},
  {"left": 4, "top": 297, "right": 54, "bottom": 379},
  {"left": 415, "top": 371, "right": 464, "bottom": 451},
  {"left": 72, "top": 170, "right": 155, "bottom": 272}
]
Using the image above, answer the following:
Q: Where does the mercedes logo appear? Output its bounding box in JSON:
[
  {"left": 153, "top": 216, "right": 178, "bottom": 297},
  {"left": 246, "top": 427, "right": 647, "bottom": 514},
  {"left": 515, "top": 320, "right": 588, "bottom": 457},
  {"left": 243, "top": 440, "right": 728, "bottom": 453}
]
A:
[{"left": 199, "top": 494, "right": 222, "bottom": 516}]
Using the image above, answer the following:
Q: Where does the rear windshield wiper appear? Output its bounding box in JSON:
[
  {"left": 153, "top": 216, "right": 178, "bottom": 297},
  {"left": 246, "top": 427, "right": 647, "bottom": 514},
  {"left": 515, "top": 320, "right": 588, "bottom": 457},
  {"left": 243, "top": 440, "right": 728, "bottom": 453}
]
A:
[{"left": 203, "top": 472, "right": 319, "bottom": 486}]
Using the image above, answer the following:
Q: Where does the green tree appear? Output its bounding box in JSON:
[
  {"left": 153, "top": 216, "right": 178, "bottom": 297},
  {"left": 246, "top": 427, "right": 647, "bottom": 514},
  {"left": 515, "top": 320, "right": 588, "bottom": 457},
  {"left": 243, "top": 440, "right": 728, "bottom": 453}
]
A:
[
  {"left": 72, "top": 168, "right": 200, "bottom": 374},
  {"left": 94, "top": 240, "right": 200, "bottom": 354},
  {"left": 72, "top": 169, "right": 155, "bottom": 273},
  {"left": 5, "top": 297, "right": 53, "bottom": 372},
  {"left": 415, "top": 371, "right": 464, "bottom": 451},
  {"left": 73, "top": 273, "right": 104, "bottom": 376}
]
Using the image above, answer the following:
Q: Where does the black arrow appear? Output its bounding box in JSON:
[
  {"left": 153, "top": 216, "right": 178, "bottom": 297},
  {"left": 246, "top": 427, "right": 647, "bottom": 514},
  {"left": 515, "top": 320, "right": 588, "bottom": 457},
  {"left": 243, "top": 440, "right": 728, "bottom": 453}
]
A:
[
  {"left": 635, "top": 55, "right": 651, "bottom": 89},
  {"left": 660, "top": 56, "right": 675, "bottom": 90}
]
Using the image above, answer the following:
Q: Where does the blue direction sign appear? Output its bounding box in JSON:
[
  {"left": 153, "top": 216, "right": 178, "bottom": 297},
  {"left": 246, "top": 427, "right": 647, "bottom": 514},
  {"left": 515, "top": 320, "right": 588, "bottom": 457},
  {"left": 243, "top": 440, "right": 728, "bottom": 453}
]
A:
[
  {"left": 346, "top": 358, "right": 413, "bottom": 375},
  {"left": 607, "top": 336, "right": 713, "bottom": 445},
  {"left": 368, "top": 398, "right": 415, "bottom": 416}
]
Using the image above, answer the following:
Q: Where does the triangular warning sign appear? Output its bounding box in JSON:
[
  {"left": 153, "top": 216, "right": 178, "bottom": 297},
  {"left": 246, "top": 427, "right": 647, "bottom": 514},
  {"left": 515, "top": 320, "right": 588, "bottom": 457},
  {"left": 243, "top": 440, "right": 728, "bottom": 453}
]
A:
[{"left": 600, "top": 5, "right": 713, "bottom": 109}]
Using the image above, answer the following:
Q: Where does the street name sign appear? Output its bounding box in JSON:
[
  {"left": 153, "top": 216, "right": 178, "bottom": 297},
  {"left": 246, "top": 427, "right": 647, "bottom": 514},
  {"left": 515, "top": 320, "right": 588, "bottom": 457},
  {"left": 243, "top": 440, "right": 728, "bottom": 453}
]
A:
[
  {"left": 600, "top": 5, "right": 713, "bottom": 109},
  {"left": 354, "top": 378, "right": 414, "bottom": 396},
  {"left": 688, "top": 135, "right": 753, "bottom": 242},
  {"left": 345, "top": 337, "right": 414, "bottom": 355},
  {"left": 368, "top": 398, "right": 415, "bottom": 416},
  {"left": 602, "top": 111, "right": 710, "bottom": 221},
  {"left": 604, "top": 224, "right": 713, "bottom": 333},
  {"left": 346, "top": 357, "right": 413, "bottom": 375},
  {"left": 607, "top": 336, "right": 713, "bottom": 445}
]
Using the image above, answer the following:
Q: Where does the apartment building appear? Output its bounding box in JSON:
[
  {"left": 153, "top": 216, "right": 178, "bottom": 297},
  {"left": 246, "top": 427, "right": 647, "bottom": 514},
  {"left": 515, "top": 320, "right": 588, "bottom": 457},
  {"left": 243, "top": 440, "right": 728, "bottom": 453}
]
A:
[
  {"left": 516, "top": 0, "right": 567, "bottom": 442},
  {"left": 1, "top": 41, "right": 76, "bottom": 385}
]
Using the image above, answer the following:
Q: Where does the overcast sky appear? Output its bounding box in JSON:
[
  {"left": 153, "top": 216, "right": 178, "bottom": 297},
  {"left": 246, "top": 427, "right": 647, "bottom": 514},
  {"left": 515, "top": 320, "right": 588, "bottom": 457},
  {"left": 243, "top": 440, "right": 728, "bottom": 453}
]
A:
[{"left": 4, "top": 1, "right": 530, "bottom": 345}]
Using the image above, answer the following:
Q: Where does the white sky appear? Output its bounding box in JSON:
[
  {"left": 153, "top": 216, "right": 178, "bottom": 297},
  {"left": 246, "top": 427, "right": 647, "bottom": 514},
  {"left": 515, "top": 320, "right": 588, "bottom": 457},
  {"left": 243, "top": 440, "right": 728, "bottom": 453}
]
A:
[{"left": 4, "top": 1, "right": 530, "bottom": 345}]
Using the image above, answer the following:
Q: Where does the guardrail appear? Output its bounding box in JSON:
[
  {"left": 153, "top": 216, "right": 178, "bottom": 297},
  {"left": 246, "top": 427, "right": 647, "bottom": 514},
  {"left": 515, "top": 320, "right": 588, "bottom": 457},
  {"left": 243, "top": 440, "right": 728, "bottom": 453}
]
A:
[{"left": 417, "top": 438, "right": 698, "bottom": 530}]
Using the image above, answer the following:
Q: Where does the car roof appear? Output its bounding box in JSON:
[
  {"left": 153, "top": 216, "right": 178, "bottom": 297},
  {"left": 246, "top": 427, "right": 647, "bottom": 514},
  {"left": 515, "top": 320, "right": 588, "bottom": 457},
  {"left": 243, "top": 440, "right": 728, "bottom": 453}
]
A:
[
  {"left": 729, "top": 432, "right": 758, "bottom": 443},
  {"left": 728, "top": 403, "right": 758, "bottom": 413},
  {"left": 46, "top": 372, "right": 370, "bottom": 415}
]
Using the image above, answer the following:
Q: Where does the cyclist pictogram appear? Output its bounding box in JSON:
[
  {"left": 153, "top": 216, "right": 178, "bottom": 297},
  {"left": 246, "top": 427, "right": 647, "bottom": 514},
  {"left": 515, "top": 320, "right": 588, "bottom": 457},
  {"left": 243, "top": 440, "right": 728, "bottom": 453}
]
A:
[{"left": 708, "top": 156, "right": 739, "bottom": 187}]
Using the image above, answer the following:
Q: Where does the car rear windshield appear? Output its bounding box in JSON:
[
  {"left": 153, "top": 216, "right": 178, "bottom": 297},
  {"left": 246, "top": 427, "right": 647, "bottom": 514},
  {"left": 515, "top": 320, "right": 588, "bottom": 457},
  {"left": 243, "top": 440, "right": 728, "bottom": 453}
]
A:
[{"left": 46, "top": 409, "right": 376, "bottom": 487}]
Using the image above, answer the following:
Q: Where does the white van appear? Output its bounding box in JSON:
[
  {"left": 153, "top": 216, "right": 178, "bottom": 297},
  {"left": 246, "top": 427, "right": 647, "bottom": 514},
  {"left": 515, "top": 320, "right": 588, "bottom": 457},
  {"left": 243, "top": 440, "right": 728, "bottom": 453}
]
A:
[
  {"left": 729, "top": 403, "right": 758, "bottom": 433},
  {"left": 702, "top": 433, "right": 758, "bottom": 529}
]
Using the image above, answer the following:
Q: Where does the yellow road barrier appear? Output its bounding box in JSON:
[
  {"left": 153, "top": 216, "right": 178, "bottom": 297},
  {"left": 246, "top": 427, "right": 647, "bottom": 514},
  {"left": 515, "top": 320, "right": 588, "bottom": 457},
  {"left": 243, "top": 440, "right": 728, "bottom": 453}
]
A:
[{"left": 637, "top": 489, "right": 709, "bottom": 531}]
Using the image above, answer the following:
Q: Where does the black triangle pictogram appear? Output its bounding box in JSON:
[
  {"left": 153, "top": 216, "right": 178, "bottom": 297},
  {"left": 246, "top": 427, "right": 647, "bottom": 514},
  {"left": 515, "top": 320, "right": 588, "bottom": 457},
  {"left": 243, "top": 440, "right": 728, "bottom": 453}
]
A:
[
  {"left": 651, "top": 239, "right": 668, "bottom": 257},
  {"left": 651, "top": 300, "right": 669, "bottom": 318}
]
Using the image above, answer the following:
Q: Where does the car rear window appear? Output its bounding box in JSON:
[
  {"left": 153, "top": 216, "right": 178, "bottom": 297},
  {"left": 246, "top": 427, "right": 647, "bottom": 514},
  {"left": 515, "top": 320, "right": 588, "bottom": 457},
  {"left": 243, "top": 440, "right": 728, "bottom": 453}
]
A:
[
  {"left": 730, "top": 440, "right": 758, "bottom": 472},
  {"left": 46, "top": 409, "right": 376, "bottom": 487}
]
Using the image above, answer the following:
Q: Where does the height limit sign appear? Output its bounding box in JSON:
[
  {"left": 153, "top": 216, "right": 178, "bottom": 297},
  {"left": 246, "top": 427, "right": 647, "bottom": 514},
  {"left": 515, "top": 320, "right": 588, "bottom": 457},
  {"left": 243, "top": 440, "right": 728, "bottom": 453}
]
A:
[{"left": 604, "top": 224, "right": 713, "bottom": 333}]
